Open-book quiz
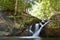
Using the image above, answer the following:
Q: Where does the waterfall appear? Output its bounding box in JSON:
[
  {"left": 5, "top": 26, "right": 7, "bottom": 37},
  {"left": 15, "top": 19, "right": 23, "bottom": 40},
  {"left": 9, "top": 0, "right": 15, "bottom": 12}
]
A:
[
  {"left": 29, "top": 20, "right": 51, "bottom": 37},
  {"left": 29, "top": 23, "right": 40, "bottom": 34},
  {"left": 19, "top": 20, "right": 50, "bottom": 38},
  {"left": 35, "top": 23, "right": 40, "bottom": 32}
]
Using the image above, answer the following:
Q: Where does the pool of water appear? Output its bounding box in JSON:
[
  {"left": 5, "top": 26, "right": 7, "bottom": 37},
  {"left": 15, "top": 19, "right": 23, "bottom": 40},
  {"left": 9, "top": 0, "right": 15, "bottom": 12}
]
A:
[{"left": 0, "top": 37, "right": 60, "bottom": 40}]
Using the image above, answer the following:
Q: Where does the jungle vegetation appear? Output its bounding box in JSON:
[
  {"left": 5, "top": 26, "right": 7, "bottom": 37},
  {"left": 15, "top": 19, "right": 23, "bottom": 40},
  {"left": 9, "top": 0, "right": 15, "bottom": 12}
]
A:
[{"left": 0, "top": 0, "right": 60, "bottom": 36}]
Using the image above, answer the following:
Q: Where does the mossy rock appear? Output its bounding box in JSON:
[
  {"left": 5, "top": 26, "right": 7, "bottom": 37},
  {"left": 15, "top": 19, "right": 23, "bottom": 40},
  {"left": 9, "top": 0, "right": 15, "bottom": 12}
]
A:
[{"left": 45, "top": 12, "right": 60, "bottom": 37}]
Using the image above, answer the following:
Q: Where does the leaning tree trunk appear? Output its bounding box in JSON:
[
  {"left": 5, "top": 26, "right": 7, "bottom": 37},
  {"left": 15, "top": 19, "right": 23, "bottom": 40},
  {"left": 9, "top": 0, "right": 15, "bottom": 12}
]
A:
[{"left": 14, "top": 0, "right": 18, "bottom": 25}]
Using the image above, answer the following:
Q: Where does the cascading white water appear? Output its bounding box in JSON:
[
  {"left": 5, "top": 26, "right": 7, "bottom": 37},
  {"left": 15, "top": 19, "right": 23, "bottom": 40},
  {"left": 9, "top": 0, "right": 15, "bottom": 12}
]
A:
[
  {"left": 29, "top": 20, "right": 51, "bottom": 37},
  {"left": 35, "top": 23, "right": 40, "bottom": 32},
  {"left": 19, "top": 20, "right": 50, "bottom": 38},
  {"left": 29, "top": 23, "right": 40, "bottom": 34}
]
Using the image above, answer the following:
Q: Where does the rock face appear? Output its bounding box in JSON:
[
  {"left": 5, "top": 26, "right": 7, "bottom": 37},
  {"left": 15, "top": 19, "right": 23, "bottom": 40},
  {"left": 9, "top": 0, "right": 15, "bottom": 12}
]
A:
[
  {"left": 45, "top": 13, "right": 60, "bottom": 37},
  {"left": 0, "top": 11, "right": 14, "bottom": 36}
]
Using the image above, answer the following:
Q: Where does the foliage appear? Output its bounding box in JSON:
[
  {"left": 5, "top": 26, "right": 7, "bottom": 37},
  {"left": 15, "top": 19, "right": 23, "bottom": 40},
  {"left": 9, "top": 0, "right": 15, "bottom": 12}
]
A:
[
  {"left": 0, "top": 0, "right": 15, "bottom": 10},
  {"left": 0, "top": 0, "right": 60, "bottom": 28},
  {"left": 28, "top": 0, "right": 60, "bottom": 20},
  {"left": 17, "top": 0, "right": 32, "bottom": 13}
]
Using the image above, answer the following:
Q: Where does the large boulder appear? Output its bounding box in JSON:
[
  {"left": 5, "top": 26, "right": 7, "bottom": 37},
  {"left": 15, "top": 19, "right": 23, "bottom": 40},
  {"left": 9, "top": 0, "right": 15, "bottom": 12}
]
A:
[
  {"left": 45, "top": 12, "right": 60, "bottom": 37},
  {"left": 0, "top": 11, "right": 14, "bottom": 36}
]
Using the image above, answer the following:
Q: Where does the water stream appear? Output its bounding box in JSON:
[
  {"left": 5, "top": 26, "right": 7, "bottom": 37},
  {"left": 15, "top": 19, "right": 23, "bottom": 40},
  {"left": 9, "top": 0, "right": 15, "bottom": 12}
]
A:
[
  {"left": 29, "top": 20, "right": 50, "bottom": 37},
  {"left": 19, "top": 20, "right": 50, "bottom": 38}
]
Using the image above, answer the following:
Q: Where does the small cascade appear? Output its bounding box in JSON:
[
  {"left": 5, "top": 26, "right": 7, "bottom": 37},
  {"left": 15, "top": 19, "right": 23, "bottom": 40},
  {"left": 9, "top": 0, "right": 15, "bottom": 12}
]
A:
[
  {"left": 35, "top": 23, "right": 40, "bottom": 33},
  {"left": 29, "top": 20, "right": 51, "bottom": 37}
]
